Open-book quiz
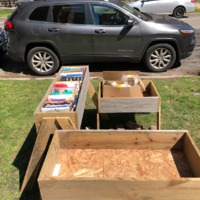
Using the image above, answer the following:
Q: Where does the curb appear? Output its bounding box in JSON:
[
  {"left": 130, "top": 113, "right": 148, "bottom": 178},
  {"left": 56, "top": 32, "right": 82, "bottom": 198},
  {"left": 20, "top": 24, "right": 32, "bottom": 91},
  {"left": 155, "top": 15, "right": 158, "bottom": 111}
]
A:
[{"left": 0, "top": 74, "right": 197, "bottom": 81}]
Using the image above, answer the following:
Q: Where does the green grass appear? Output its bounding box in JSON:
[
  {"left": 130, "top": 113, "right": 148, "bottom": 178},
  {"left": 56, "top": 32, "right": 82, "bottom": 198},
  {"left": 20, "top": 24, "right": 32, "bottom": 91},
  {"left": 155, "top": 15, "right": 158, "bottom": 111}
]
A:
[
  {"left": 0, "top": 9, "right": 14, "bottom": 18},
  {"left": 0, "top": 77, "right": 199, "bottom": 199},
  {"left": 195, "top": 8, "right": 200, "bottom": 13}
]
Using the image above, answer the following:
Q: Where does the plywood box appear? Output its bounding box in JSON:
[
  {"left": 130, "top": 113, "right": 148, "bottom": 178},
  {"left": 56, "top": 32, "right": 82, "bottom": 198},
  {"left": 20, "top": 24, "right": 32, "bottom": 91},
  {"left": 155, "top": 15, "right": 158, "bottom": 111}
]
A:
[
  {"left": 99, "top": 79, "right": 160, "bottom": 113},
  {"left": 34, "top": 66, "right": 89, "bottom": 132},
  {"left": 38, "top": 130, "right": 200, "bottom": 200}
]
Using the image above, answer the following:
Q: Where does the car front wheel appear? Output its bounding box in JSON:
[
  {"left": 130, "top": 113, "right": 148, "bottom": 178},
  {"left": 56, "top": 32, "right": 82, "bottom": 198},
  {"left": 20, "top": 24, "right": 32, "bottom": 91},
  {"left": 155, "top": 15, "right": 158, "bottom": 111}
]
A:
[
  {"left": 27, "top": 47, "right": 60, "bottom": 76},
  {"left": 173, "top": 6, "right": 185, "bottom": 18},
  {"left": 143, "top": 44, "right": 176, "bottom": 72}
]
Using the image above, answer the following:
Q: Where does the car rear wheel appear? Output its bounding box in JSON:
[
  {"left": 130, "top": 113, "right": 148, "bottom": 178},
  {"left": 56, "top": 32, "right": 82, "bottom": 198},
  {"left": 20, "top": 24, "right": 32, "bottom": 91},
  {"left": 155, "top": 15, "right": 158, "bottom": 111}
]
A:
[
  {"left": 143, "top": 44, "right": 176, "bottom": 72},
  {"left": 27, "top": 47, "right": 60, "bottom": 76},
  {"left": 173, "top": 6, "right": 185, "bottom": 18}
]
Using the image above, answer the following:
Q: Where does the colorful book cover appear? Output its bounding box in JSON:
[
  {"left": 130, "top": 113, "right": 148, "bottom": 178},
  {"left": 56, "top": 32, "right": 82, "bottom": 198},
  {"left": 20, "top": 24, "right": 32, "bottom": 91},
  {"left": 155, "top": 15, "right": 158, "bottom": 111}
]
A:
[
  {"left": 50, "top": 90, "right": 73, "bottom": 96},
  {"left": 62, "top": 66, "right": 85, "bottom": 74},
  {"left": 52, "top": 81, "right": 80, "bottom": 89},
  {"left": 48, "top": 94, "right": 74, "bottom": 101},
  {"left": 41, "top": 106, "right": 71, "bottom": 112},
  {"left": 46, "top": 99, "right": 73, "bottom": 104}
]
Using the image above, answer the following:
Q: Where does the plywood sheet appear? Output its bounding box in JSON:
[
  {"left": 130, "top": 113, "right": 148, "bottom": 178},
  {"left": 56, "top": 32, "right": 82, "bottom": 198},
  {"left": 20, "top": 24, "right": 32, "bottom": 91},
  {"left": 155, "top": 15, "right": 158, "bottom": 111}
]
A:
[{"left": 52, "top": 149, "right": 194, "bottom": 180}]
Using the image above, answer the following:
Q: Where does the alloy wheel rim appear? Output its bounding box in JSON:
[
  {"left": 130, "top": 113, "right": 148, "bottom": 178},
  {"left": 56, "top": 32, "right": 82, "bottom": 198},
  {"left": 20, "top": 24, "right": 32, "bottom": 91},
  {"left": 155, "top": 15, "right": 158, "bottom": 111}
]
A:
[
  {"left": 32, "top": 51, "right": 54, "bottom": 72},
  {"left": 150, "top": 48, "right": 171, "bottom": 69}
]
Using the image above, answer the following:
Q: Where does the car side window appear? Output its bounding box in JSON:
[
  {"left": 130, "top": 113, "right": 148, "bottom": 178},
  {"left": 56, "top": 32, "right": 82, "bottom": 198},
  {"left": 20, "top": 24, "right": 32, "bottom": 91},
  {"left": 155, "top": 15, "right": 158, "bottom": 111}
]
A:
[
  {"left": 29, "top": 6, "right": 50, "bottom": 21},
  {"left": 90, "top": 4, "right": 129, "bottom": 25},
  {"left": 53, "top": 4, "right": 85, "bottom": 24}
]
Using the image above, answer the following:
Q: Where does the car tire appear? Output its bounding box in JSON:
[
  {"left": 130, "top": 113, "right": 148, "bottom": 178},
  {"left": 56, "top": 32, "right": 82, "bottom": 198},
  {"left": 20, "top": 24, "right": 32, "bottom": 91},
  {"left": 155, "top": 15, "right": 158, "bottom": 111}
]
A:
[
  {"left": 173, "top": 6, "right": 185, "bottom": 18},
  {"left": 27, "top": 47, "right": 60, "bottom": 76},
  {"left": 143, "top": 44, "right": 176, "bottom": 72}
]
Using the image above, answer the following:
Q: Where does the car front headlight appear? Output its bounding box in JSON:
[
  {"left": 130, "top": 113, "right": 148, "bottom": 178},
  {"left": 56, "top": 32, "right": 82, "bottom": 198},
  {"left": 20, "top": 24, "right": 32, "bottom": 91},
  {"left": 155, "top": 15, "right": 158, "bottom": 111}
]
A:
[{"left": 179, "top": 29, "right": 195, "bottom": 34}]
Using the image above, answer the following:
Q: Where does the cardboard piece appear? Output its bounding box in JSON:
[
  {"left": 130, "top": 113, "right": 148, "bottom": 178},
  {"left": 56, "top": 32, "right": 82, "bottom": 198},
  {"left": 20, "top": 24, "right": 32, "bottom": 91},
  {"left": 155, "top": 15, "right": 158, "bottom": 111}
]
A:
[{"left": 102, "top": 71, "right": 144, "bottom": 98}]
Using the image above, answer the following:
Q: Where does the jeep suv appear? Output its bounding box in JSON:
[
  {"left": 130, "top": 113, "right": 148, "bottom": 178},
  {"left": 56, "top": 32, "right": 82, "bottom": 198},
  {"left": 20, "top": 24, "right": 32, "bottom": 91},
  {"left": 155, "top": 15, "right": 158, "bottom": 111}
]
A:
[{"left": 5, "top": 0, "right": 195, "bottom": 75}]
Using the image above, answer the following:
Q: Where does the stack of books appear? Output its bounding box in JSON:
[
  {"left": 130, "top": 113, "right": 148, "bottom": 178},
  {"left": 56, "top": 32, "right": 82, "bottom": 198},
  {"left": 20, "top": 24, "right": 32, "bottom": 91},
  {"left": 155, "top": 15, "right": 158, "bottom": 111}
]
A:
[
  {"left": 60, "top": 67, "right": 85, "bottom": 81},
  {"left": 41, "top": 66, "right": 85, "bottom": 112}
]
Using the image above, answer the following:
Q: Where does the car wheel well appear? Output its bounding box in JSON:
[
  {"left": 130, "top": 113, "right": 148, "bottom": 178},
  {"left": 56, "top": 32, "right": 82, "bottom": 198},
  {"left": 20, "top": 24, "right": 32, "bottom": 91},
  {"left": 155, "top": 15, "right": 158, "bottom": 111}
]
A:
[
  {"left": 133, "top": 7, "right": 140, "bottom": 12},
  {"left": 25, "top": 43, "right": 61, "bottom": 65},
  {"left": 174, "top": 6, "right": 186, "bottom": 12},
  {"left": 145, "top": 41, "right": 179, "bottom": 61}
]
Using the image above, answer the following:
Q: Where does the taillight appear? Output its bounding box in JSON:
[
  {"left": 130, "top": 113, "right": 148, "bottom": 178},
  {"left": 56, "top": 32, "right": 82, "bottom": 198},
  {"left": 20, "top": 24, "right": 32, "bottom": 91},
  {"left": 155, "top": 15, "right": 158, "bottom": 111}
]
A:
[
  {"left": 4, "top": 21, "right": 13, "bottom": 29},
  {"left": 191, "top": 0, "right": 195, "bottom": 3}
]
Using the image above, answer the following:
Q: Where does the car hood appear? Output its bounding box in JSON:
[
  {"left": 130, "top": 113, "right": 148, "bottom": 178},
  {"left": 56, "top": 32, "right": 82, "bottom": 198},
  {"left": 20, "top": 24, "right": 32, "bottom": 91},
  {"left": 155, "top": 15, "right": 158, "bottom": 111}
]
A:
[{"left": 148, "top": 13, "right": 191, "bottom": 27}]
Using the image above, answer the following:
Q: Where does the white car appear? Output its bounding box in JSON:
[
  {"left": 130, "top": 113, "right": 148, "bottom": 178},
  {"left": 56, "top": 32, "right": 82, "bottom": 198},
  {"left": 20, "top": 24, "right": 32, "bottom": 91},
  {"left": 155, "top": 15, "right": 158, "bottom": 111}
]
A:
[{"left": 126, "top": 0, "right": 195, "bottom": 18}]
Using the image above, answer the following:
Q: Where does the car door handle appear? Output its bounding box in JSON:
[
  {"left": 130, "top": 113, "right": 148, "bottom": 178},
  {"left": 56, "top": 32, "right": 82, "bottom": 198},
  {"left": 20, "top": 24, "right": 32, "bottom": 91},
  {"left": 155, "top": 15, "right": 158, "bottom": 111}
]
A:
[
  {"left": 95, "top": 29, "right": 106, "bottom": 34},
  {"left": 48, "top": 28, "right": 59, "bottom": 32}
]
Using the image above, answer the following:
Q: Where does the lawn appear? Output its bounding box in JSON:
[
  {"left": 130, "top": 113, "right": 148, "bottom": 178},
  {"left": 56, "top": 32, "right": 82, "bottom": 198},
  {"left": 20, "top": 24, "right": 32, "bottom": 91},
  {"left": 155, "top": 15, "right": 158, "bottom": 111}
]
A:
[
  {"left": 0, "top": 77, "right": 199, "bottom": 199},
  {"left": 0, "top": 9, "right": 14, "bottom": 18}
]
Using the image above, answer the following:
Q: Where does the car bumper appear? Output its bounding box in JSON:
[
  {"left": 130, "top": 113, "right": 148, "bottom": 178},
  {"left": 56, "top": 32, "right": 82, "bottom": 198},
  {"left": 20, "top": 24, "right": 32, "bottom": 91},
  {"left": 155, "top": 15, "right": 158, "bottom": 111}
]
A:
[
  {"left": 179, "top": 34, "right": 196, "bottom": 59},
  {"left": 186, "top": 5, "right": 195, "bottom": 13},
  {"left": 0, "top": 40, "right": 7, "bottom": 53},
  {"left": 7, "top": 44, "right": 25, "bottom": 62}
]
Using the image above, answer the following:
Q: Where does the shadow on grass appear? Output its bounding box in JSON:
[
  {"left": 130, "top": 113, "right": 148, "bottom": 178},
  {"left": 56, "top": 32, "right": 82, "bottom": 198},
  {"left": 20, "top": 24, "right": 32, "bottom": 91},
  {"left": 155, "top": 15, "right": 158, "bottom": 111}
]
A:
[
  {"left": 81, "top": 109, "right": 98, "bottom": 129},
  {"left": 81, "top": 109, "right": 141, "bottom": 130},
  {"left": 12, "top": 125, "right": 41, "bottom": 200}
]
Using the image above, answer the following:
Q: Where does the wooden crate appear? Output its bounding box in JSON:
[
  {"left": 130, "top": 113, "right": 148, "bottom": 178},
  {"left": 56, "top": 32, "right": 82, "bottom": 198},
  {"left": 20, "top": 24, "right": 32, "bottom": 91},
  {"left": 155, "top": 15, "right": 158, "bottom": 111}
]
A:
[
  {"left": 98, "top": 80, "right": 160, "bottom": 113},
  {"left": 98, "top": 80, "right": 161, "bottom": 129},
  {"left": 38, "top": 130, "right": 200, "bottom": 200},
  {"left": 34, "top": 66, "right": 89, "bottom": 132}
]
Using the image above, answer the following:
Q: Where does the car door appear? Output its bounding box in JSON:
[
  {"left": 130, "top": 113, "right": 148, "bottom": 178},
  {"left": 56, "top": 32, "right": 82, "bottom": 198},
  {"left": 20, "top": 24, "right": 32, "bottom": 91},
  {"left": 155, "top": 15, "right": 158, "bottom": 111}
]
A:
[
  {"left": 138, "top": 0, "right": 159, "bottom": 13},
  {"left": 46, "top": 3, "right": 94, "bottom": 62},
  {"left": 89, "top": 3, "right": 142, "bottom": 61},
  {"left": 157, "top": 0, "right": 176, "bottom": 14}
]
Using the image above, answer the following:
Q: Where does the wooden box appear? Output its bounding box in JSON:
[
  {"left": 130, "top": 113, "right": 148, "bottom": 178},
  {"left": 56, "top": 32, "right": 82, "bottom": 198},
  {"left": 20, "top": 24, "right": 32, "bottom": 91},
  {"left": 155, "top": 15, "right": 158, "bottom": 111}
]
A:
[
  {"left": 34, "top": 66, "right": 89, "bottom": 132},
  {"left": 98, "top": 79, "right": 160, "bottom": 113},
  {"left": 38, "top": 130, "right": 200, "bottom": 200}
]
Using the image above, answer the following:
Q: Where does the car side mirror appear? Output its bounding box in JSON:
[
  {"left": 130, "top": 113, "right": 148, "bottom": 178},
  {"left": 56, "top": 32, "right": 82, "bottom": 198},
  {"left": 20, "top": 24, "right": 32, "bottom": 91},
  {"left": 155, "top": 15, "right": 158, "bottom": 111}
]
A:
[{"left": 127, "top": 19, "right": 137, "bottom": 26}]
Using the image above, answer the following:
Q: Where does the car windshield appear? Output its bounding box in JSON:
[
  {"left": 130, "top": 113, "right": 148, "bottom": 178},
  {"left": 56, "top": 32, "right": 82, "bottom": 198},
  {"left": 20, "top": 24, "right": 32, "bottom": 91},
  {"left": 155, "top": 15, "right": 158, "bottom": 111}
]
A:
[{"left": 114, "top": 1, "right": 150, "bottom": 21}]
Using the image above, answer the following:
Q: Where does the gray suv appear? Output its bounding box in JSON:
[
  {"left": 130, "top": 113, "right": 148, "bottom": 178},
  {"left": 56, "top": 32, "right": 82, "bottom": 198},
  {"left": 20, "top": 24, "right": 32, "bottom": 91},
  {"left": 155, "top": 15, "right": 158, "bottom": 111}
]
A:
[{"left": 5, "top": 0, "right": 195, "bottom": 75}]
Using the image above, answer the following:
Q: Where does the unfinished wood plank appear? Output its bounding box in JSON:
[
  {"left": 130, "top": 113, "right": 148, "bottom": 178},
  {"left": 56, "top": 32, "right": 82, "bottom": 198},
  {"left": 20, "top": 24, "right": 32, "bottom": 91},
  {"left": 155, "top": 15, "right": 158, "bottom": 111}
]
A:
[
  {"left": 148, "top": 80, "right": 160, "bottom": 97},
  {"left": 184, "top": 132, "right": 200, "bottom": 176},
  {"left": 97, "top": 113, "right": 100, "bottom": 129},
  {"left": 56, "top": 130, "right": 185, "bottom": 150},
  {"left": 97, "top": 82, "right": 110, "bottom": 122},
  {"left": 55, "top": 117, "right": 76, "bottom": 130},
  {"left": 38, "top": 179, "right": 200, "bottom": 200},
  {"left": 99, "top": 97, "right": 159, "bottom": 113},
  {"left": 21, "top": 117, "right": 74, "bottom": 192},
  {"left": 157, "top": 98, "right": 161, "bottom": 130},
  {"left": 75, "top": 67, "right": 90, "bottom": 128},
  {"left": 34, "top": 112, "right": 78, "bottom": 133}
]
